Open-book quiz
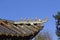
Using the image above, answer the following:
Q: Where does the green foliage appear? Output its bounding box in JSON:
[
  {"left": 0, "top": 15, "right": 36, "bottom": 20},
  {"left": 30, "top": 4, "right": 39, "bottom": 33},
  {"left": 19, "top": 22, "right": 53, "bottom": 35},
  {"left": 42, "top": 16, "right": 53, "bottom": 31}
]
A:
[{"left": 53, "top": 12, "right": 60, "bottom": 20}]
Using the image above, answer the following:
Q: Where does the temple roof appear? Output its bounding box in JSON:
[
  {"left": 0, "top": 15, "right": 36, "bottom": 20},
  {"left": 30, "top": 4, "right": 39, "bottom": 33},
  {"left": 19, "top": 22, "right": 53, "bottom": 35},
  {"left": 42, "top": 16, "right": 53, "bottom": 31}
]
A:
[{"left": 0, "top": 18, "right": 47, "bottom": 37}]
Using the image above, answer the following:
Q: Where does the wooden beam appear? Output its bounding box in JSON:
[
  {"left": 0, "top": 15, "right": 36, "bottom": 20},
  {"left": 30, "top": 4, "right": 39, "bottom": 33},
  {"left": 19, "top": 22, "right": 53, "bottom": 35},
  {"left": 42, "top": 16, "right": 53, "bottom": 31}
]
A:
[
  {"left": 17, "top": 25, "right": 34, "bottom": 36},
  {"left": 23, "top": 25, "right": 38, "bottom": 32},
  {"left": 10, "top": 24, "right": 27, "bottom": 36},
  {"left": 0, "top": 21, "right": 23, "bottom": 36}
]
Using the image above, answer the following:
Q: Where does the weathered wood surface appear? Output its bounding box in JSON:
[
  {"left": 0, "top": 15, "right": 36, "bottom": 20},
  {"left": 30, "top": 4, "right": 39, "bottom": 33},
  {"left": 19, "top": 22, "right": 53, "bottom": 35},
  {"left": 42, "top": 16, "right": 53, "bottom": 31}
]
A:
[
  {"left": 0, "top": 18, "right": 46, "bottom": 40},
  {"left": 0, "top": 19, "right": 44, "bottom": 37}
]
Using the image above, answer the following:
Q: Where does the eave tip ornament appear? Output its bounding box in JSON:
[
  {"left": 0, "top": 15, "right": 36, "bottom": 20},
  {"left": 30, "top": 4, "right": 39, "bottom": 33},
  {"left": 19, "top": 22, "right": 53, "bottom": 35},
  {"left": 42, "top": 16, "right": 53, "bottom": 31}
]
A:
[{"left": 14, "top": 17, "right": 48, "bottom": 24}]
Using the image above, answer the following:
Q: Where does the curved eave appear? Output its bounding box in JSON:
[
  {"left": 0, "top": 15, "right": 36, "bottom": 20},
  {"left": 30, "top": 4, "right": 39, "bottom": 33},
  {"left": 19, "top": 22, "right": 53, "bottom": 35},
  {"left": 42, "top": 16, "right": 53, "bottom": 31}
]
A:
[{"left": 0, "top": 19, "right": 44, "bottom": 37}]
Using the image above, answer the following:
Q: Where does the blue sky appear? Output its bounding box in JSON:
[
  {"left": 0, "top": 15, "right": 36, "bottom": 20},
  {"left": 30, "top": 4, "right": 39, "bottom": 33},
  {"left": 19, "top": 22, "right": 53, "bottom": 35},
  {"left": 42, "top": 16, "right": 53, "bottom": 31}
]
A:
[{"left": 0, "top": 0, "right": 60, "bottom": 40}]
